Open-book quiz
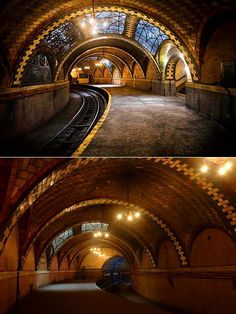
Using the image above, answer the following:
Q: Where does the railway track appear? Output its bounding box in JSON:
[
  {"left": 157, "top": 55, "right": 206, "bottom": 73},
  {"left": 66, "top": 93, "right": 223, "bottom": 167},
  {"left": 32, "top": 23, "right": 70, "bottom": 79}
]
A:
[
  {"left": 97, "top": 278, "right": 130, "bottom": 295},
  {"left": 37, "top": 86, "right": 107, "bottom": 156}
]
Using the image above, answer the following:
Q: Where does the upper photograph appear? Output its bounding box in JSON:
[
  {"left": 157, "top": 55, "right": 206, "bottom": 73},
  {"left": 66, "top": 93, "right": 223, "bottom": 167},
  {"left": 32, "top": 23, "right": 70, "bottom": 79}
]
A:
[{"left": 0, "top": 0, "right": 236, "bottom": 157}]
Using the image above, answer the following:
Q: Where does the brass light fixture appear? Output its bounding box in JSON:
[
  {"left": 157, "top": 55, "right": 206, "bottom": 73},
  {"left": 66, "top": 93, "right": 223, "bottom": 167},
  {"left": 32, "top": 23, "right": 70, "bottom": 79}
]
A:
[
  {"left": 200, "top": 158, "right": 233, "bottom": 176},
  {"left": 93, "top": 207, "right": 109, "bottom": 238},
  {"left": 90, "top": 247, "right": 106, "bottom": 257},
  {"left": 116, "top": 173, "right": 141, "bottom": 222},
  {"left": 80, "top": 0, "right": 108, "bottom": 35}
]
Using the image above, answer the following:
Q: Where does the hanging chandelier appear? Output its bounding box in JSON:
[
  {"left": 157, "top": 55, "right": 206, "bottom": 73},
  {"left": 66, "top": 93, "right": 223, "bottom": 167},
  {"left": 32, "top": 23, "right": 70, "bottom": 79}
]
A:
[
  {"left": 94, "top": 230, "right": 109, "bottom": 238},
  {"left": 93, "top": 210, "right": 109, "bottom": 238},
  {"left": 80, "top": 0, "right": 108, "bottom": 35},
  {"left": 200, "top": 158, "right": 233, "bottom": 176},
  {"left": 116, "top": 173, "right": 141, "bottom": 221},
  {"left": 90, "top": 247, "right": 106, "bottom": 257}
]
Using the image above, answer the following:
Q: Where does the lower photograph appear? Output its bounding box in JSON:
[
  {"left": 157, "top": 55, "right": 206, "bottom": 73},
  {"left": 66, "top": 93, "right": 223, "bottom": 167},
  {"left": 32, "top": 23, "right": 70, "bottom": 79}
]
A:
[{"left": 0, "top": 157, "right": 235, "bottom": 314}]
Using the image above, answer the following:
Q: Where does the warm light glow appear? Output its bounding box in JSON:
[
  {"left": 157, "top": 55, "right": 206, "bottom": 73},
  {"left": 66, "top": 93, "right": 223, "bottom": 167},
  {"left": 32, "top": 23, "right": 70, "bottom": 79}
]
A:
[
  {"left": 218, "top": 161, "right": 233, "bottom": 176},
  {"left": 200, "top": 165, "right": 208, "bottom": 173},
  {"left": 224, "top": 161, "right": 232, "bottom": 171},
  {"left": 70, "top": 68, "right": 79, "bottom": 79},
  {"left": 89, "top": 17, "right": 96, "bottom": 25},
  {"left": 95, "top": 62, "right": 103, "bottom": 67},
  {"left": 84, "top": 66, "right": 90, "bottom": 70},
  {"left": 127, "top": 214, "right": 133, "bottom": 221},
  {"left": 117, "top": 213, "right": 123, "bottom": 220},
  {"left": 93, "top": 231, "right": 109, "bottom": 238},
  {"left": 92, "top": 28, "right": 98, "bottom": 35},
  {"left": 117, "top": 211, "right": 140, "bottom": 221},
  {"left": 218, "top": 166, "right": 227, "bottom": 176},
  {"left": 81, "top": 21, "right": 86, "bottom": 28},
  {"left": 91, "top": 247, "right": 102, "bottom": 253}
]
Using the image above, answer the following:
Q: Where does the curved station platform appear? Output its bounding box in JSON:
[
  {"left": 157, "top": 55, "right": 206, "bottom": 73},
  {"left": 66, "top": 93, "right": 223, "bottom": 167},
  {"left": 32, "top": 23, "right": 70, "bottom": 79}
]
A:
[{"left": 0, "top": 1, "right": 235, "bottom": 157}]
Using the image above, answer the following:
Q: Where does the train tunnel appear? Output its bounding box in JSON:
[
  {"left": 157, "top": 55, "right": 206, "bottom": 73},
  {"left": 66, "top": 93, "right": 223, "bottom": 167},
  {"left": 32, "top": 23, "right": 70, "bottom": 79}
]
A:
[
  {"left": 0, "top": 1, "right": 236, "bottom": 156},
  {"left": 0, "top": 158, "right": 236, "bottom": 314},
  {"left": 0, "top": 2, "right": 236, "bottom": 314}
]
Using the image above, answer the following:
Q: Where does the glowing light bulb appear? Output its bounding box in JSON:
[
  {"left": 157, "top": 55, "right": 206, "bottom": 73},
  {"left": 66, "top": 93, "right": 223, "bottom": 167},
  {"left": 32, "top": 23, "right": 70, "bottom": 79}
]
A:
[
  {"left": 127, "top": 214, "right": 133, "bottom": 221},
  {"left": 89, "top": 17, "right": 95, "bottom": 25},
  {"left": 117, "top": 213, "right": 123, "bottom": 220},
  {"left": 105, "top": 233, "right": 109, "bottom": 238},
  {"left": 92, "top": 28, "right": 97, "bottom": 35},
  {"left": 134, "top": 212, "right": 140, "bottom": 218},
  {"left": 218, "top": 166, "right": 227, "bottom": 176},
  {"left": 224, "top": 161, "right": 232, "bottom": 171},
  {"left": 200, "top": 165, "right": 208, "bottom": 173}
]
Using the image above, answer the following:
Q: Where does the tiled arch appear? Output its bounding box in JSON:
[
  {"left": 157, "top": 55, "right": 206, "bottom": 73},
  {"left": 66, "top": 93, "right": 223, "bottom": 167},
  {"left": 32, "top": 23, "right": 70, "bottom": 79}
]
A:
[{"left": 13, "top": 6, "right": 199, "bottom": 86}]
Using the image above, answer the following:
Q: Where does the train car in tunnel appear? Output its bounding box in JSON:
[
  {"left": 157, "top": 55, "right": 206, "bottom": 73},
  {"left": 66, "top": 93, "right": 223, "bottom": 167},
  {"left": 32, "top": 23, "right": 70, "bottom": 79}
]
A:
[
  {"left": 0, "top": 158, "right": 236, "bottom": 314},
  {"left": 0, "top": 1, "right": 236, "bottom": 156}
]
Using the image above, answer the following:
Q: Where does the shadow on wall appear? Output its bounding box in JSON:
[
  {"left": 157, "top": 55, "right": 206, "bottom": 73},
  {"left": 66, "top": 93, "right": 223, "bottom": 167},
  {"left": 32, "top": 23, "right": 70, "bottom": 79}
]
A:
[
  {"left": 131, "top": 227, "right": 236, "bottom": 314},
  {"left": 186, "top": 12, "right": 236, "bottom": 128}
]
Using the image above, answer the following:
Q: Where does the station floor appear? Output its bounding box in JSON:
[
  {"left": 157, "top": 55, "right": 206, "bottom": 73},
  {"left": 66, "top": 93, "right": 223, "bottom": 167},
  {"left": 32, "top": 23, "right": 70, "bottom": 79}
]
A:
[
  {"left": 82, "top": 86, "right": 234, "bottom": 157},
  {"left": 11, "top": 281, "right": 183, "bottom": 314},
  {"left": 4, "top": 86, "right": 234, "bottom": 157}
]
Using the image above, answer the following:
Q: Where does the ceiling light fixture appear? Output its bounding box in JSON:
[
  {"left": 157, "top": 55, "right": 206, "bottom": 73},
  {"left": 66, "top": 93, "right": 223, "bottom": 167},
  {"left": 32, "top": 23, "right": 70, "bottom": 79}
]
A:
[
  {"left": 200, "top": 164, "right": 209, "bottom": 173},
  {"left": 200, "top": 158, "right": 233, "bottom": 176},
  {"left": 80, "top": 0, "right": 107, "bottom": 35},
  {"left": 94, "top": 231, "right": 109, "bottom": 238},
  {"left": 116, "top": 173, "right": 141, "bottom": 222},
  {"left": 218, "top": 161, "right": 232, "bottom": 176},
  {"left": 95, "top": 62, "right": 103, "bottom": 67}
]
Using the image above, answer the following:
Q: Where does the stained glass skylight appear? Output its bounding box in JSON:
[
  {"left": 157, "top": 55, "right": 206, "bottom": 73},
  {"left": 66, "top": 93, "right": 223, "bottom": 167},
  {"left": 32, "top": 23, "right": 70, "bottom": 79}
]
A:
[{"left": 135, "top": 19, "right": 168, "bottom": 55}]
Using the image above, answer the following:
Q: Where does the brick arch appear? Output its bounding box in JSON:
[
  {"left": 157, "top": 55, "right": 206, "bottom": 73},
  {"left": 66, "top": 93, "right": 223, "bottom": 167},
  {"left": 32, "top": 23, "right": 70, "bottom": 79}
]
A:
[
  {"left": 197, "top": 9, "right": 236, "bottom": 67},
  {"left": 199, "top": 11, "right": 236, "bottom": 84},
  {"left": 77, "top": 247, "right": 121, "bottom": 270},
  {"left": 157, "top": 239, "right": 181, "bottom": 268},
  {"left": 12, "top": 6, "right": 199, "bottom": 86},
  {"left": 64, "top": 238, "right": 138, "bottom": 270},
  {"left": 133, "top": 63, "right": 145, "bottom": 79},
  {"left": 165, "top": 55, "right": 180, "bottom": 80},
  {"left": 25, "top": 205, "right": 162, "bottom": 272},
  {"left": 1, "top": 158, "right": 236, "bottom": 263},
  {"left": 66, "top": 46, "right": 136, "bottom": 82},
  {"left": 26, "top": 199, "right": 188, "bottom": 267},
  {"left": 33, "top": 220, "right": 149, "bottom": 271},
  {"left": 61, "top": 38, "right": 155, "bottom": 81},
  {"left": 72, "top": 243, "right": 133, "bottom": 270},
  {"left": 189, "top": 227, "right": 236, "bottom": 266},
  {"left": 103, "top": 67, "right": 112, "bottom": 79}
]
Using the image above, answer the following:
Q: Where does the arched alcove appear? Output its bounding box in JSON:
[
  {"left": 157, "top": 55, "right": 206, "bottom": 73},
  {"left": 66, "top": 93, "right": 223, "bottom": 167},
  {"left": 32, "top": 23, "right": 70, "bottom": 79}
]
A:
[{"left": 190, "top": 227, "right": 236, "bottom": 266}]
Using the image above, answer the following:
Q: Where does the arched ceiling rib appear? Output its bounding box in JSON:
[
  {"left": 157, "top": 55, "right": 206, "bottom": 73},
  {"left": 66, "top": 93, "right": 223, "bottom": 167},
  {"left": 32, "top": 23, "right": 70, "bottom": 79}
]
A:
[
  {"left": 73, "top": 47, "right": 139, "bottom": 78},
  {"left": 62, "top": 37, "right": 155, "bottom": 80},
  {"left": 1, "top": 158, "right": 236, "bottom": 269},
  {"left": 28, "top": 205, "right": 161, "bottom": 268},
  {"left": 1, "top": 0, "right": 234, "bottom": 64},
  {"left": 54, "top": 237, "right": 137, "bottom": 270},
  {"left": 3, "top": 4, "right": 209, "bottom": 86}
]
